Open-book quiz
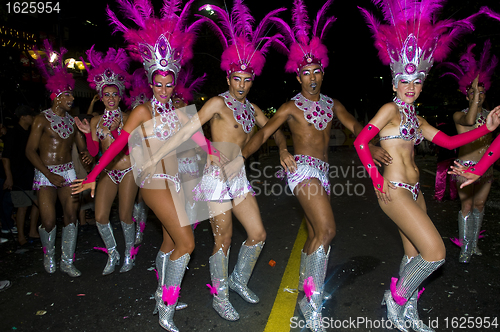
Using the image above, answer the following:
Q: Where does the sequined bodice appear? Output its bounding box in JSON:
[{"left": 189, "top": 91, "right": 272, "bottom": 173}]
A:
[
  {"left": 292, "top": 92, "right": 335, "bottom": 131},
  {"left": 461, "top": 107, "right": 488, "bottom": 128},
  {"left": 380, "top": 97, "right": 423, "bottom": 145},
  {"left": 96, "top": 110, "right": 123, "bottom": 141},
  {"left": 146, "top": 97, "right": 181, "bottom": 141}
]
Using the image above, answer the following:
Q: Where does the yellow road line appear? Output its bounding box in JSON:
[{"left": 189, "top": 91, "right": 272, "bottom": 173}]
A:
[{"left": 264, "top": 219, "right": 307, "bottom": 332}]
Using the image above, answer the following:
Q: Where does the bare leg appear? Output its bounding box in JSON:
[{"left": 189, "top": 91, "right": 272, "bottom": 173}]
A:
[
  {"left": 57, "top": 186, "right": 79, "bottom": 227},
  {"left": 16, "top": 206, "right": 28, "bottom": 245},
  {"left": 471, "top": 181, "right": 491, "bottom": 213},
  {"left": 379, "top": 189, "right": 445, "bottom": 262},
  {"left": 37, "top": 187, "right": 58, "bottom": 231},
  {"left": 294, "top": 178, "right": 335, "bottom": 254},
  {"left": 117, "top": 171, "right": 138, "bottom": 225},
  {"left": 94, "top": 174, "right": 118, "bottom": 225},
  {"left": 28, "top": 201, "right": 40, "bottom": 238}
]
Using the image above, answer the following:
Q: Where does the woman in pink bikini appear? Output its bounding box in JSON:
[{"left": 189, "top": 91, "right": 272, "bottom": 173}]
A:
[
  {"left": 75, "top": 46, "right": 139, "bottom": 275},
  {"left": 355, "top": 1, "right": 498, "bottom": 331}
]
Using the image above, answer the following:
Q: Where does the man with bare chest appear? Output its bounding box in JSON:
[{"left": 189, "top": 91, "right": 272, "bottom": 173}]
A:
[
  {"left": 26, "top": 41, "right": 89, "bottom": 277},
  {"left": 230, "top": 1, "right": 390, "bottom": 329}
]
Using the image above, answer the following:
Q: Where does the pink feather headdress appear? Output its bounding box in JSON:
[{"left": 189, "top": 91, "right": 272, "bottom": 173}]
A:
[
  {"left": 33, "top": 39, "right": 75, "bottom": 100},
  {"left": 106, "top": 0, "right": 203, "bottom": 84},
  {"left": 125, "top": 69, "right": 153, "bottom": 109},
  {"left": 441, "top": 40, "right": 498, "bottom": 95},
  {"left": 83, "top": 46, "right": 131, "bottom": 97},
  {"left": 172, "top": 67, "right": 206, "bottom": 104},
  {"left": 272, "top": 0, "right": 336, "bottom": 74},
  {"left": 359, "top": 0, "right": 478, "bottom": 87},
  {"left": 198, "top": 0, "right": 285, "bottom": 77}
]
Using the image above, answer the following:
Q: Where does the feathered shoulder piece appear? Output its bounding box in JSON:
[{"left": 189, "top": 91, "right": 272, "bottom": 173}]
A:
[
  {"left": 359, "top": 0, "right": 478, "bottom": 86},
  {"left": 441, "top": 40, "right": 498, "bottom": 95},
  {"left": 106, "top": 0, "right": 203, "bottom": 84},
  {"left": 83, "top": 46, "right": 131, "bottom": 97},
  {"left": 173, "top": 66, "right": 206, "bottom": 104},
  {"left": 198, "top": 0, "right": 285, "bottom": 77},
  {"left": 271, "top": 0, "right": 336, "bottom": 74},
  {"left": 126, "top": 69, "right": 153, "bottom": 109},
  {"left": 33, "top": 39, "right": 75, "bottom": 100}
]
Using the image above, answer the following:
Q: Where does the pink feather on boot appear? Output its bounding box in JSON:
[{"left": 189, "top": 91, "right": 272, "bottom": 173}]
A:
[
  {"left": 303, "top": 276, "right": 315, "bottom": 301},
  {"left": 94, "top": 247, "right": 108, "bottom": 254},
  {"left": 162, "top": 285, "right": 180, "bottom": 306},
  {"left": 206, "top": 282, "right": 219, "bottom": 295},
  {"left": 390, "top": 277, "right": 408, "bottom": 306}
]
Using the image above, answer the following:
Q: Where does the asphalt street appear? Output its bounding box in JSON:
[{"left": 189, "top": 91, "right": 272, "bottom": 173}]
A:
[{"left": 1, "top": 147, "right": 499, "bottom": 332}]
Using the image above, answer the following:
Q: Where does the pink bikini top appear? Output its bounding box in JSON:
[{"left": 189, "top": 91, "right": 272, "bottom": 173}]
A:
[{"left": 379, "top": 97, "right": 423, "bottom": 145}]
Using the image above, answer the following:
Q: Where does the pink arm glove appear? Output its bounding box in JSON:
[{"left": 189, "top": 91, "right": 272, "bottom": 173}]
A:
[
  {"left": 190, "top": 132, "right": 220, "bottom": 162},
  {"left": 432, "top": 124, "right": 491, "bottom": 149},
  {"left": 111, "top": 129, "right": 129, "bottom": 156},
  {"left": 354, "top": 124, "right": 385, "bottom": 193},
  {"left": 83, "top": 130, "right": 130, "bottom": 184},
  {"left": 465, "top": 135, "right": 500, "bottom": 176},
  {"left": 84, "top": 132, "right": 100, "bottom": 157}
]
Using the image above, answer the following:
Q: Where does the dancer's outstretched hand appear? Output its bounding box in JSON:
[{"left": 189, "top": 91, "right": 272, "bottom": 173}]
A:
[
  {"left": 280, "top": 149, "right": 296, "bottom": 173},
  {"left": 72, "top": 179, "right": 96, "bottom": 197},
  {"left": 486, "top": 105, "right": 500, "bottom": 131},
  {"left": 75, "top": 117, "right": 91, "bottom": 134},
  {"left": 448, "top": 160, "right": 480, "bottom": 188},
  {"left": 375, "top": 178, "right": 397, "bottom": 205}
]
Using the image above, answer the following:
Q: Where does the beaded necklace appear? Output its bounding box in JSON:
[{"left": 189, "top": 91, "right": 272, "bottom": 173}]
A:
[
  {"left": 43, "top": 109, "right": 74, "bottom": 139},
  {"left": 219, "top": 91, "right": 256, "bottom": 133},
  {"left": 292, "top": 93, "right": 334, "bottom": 130}
]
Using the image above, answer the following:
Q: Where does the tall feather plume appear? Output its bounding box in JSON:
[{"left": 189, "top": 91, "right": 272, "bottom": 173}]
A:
[
  {"left": 232, "top": 0, "right": 255, "bottom": 39},
  {"left": 480, "top": 6, "right": 500, "bottom": 21},
  {"left": 177, "top": 0, "right": 196, "bottom": 31},
  {"left": 291, "top": 0, "right": 311, "bottom": 44},
  {"left": 161, "top": 0, "right": 182, "bottom": 20},
  {"left": 312, "top": 0, "right": 335, "bottom": 37},
  {"left": 253, "top": 8, "right": 287, "bottom": 45},
  {"left": 116, "top": 0, "right": 148, "bottom": 29}
]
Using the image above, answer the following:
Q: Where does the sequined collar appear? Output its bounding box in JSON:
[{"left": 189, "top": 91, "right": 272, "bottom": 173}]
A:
[
  {"left": 462, "top": 107, "right": 487, "bottom": 128},
  {"left": 150, "top": 97, "right": 180, "bottom": 141},
  {"left": 219, "top": 91, "right": 256, "bottom": 133},
  {"left": 292, "top": 93, "right": 334, "bottom": 130},
  {"left": 393, "top": 96, "right": 424, "bottom": 145},
  {"left": 43, "top": 109, "right": 74, "bottom": 139}
]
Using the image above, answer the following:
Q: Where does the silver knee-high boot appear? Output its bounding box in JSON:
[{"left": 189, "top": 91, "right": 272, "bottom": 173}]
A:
[
  {"left": 471, "top": 208, "right": 484, "bottom": 256},
  {"left": 209, "top": 248, "right": 239, "bottom": 321},
  {"left": 458, "top": 211, "right": 474, "bottom": 263},
  {"left": 39, "top": 225, "right": 57, "bottom": 273},
  {"left": 153, "top": 251, "right": 188, "bottom": 315},
  {"left": 120, "top": 221, "right": 136, "bottom": 273},
  {"left": 96, "top": 222, "right": 120, "bottom": 275},
  {"left": 383, "top": 255, "right": 444, "bottom": 332},
  {"left": 229, "top": 241, "right": 264, "bottom": 303},
  {"left": 60, "top": 223, "right": 81, "bottom": 277},
  {"left": 133, "top": 202, "right": 148, "bottom": 245},
  {"left": 158, "top": 253, "right": 190, "bottom": 332},
  {"left": 298, "top": 250, "right": 307, "bottom": 291},
  {"left": 399, "top": 256, "right": 435, "bottom": 332},
  {"left": 299, "top": 245, "right": 330, "bottom": 332}
]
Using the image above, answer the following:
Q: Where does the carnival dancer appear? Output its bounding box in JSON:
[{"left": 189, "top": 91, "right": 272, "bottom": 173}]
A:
[
  {"left": 218, "top": 1, "right": 391, "bottom": 330},
  {"left": 74, "top": 46, "right": 140, "bottom": 274},
  {"left": 441, "top": 42, "right": 498, "bottom": 263},
  {"left": 125, "top": 69, "right": 153, "bottom": 245},
  {"left": 355, "top": 1, "right": 494, "bottom": 331},
  {"left": 136, "top": 0, "right": 288, "bottom": 321},
  {"left": 172, "top": 67, "right": 206, "bottom": 227},
  {"left": 71, "top": 0, "right": 210, "bottom": 330},
  {"left": 26, "top": 39, "right": 91, "bottom": 277}
]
